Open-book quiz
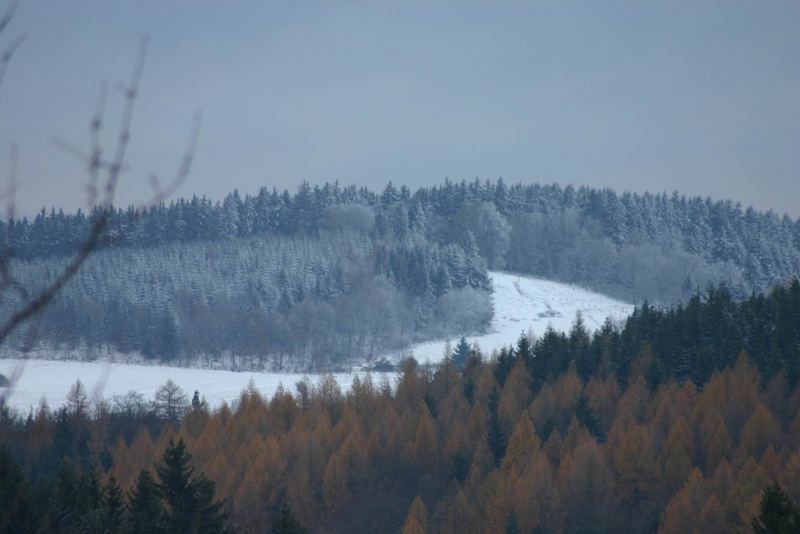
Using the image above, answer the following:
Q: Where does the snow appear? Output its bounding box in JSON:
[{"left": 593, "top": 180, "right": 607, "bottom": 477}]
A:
[
  {"left": 389, "top": 271, "right": 634, "bottom": 364},
  {"left": 0, "top": 272, "right": 633, "bottom": 414},
  {"left": 0, "top": 359, "right": 371, "bottom": 415}
]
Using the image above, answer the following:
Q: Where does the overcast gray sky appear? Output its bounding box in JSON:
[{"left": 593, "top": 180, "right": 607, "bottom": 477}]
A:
[{"left": 1, "top": 1, "right": 798, "bottom": 217}]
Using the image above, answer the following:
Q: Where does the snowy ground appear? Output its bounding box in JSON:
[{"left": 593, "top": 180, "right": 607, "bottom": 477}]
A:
[
  {"left": 0, "top": 358, "right": 372, "bottom": 415},
  {"left": 0, "top": 272, "right": 633, "bottom": 414},
  {"left": 387, "top": 271, "right": 634, "bottom": 364}
]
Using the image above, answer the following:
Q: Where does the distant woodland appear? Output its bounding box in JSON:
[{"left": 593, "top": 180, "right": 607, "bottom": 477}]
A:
[
  {"left": 1, "top": 179, "right": 799, "bottom": 368},
  {"left": 2, "top": 280, "right": 800, "bottom": 532}
]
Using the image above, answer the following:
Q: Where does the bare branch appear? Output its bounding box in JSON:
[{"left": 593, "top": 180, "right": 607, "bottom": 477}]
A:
[
  {"left": 88, "top": 81, "right": 107, "bottom": 207},
  {"left": 0, "top": 35, "right": 200, "bottom": 348},
  {"left": 103, "top": 36, "right": 147, "bottom": 209},
  {"left": 0, "top": 0, "right": 24, "bottom": 90},
  {"left": 0, "top": 0, "right": 20, "bottom": 34},
  {"left": 141, "top": 109, "right": 201, "bottom": 208},
  {"left": 0, "top": 143, "right": 28, "bottom": 307},
  {"left": 0, "top": 33, "right": 24, "bottom": 89}
]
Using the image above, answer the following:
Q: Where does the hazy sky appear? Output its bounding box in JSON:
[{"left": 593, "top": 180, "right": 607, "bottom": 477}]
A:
[{"left": 1, "top": 1, "right": 798, "bottom": 217}]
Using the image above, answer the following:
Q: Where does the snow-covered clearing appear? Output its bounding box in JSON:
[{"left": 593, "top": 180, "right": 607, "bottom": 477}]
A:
[
  {"left": 0, "top": 272, "right": 633, "bottom": 414},
  {"left": 0, "top": 358, "right": 372, "bottom": 415},
  {"left": 387, "top": 271, "right": 634, "bottom": 364}
]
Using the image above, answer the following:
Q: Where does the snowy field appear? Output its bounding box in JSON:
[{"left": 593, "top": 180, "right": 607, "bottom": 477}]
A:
[
  {"left": 0, "top": 359, "right": 371, "bottom": 415},
  {"left": 387, "top": 271, "right": 634, "bottom": 364},
  {"left": 0, "top": 272, "right": 633, "bottom": 414}
]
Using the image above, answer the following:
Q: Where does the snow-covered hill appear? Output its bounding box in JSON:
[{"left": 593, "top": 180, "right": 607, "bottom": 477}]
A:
[
  {"left": 0, "top": 272, "right": 633, "bottom": 413},
  {"left": 386, "top": 271, "right": 634, "bottom": 364}
]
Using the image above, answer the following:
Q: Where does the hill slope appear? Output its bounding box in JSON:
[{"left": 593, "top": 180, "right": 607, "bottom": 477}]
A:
[
  {"left": 388, "top": 271, "right": 633, "bottom": 364},
  {"left": 0, "top": 272, "right": 632, "bottom": 412}
]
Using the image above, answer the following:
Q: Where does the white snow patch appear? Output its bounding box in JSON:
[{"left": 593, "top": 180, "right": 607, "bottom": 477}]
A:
[
  {"left": 389, "top": 271, "right": 634, "bottom": 364},
  {"left": 0, "top": 358, "right": 378, "bottom": 415},
  {"left": 0, "top": 272, "right": 633, "bottom": 413}
]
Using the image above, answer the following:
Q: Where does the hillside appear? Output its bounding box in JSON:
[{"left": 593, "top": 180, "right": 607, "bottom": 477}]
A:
[
  {"left": 387, "top": 270, "right": 633, "bottom": 364},
  {"left": 0, "top": 271, "right": 633, "bottom": 413}
]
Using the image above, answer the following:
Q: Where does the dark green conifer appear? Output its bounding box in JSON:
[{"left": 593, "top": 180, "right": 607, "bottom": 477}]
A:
[
  {"left": 752, "top": 481, "right": 800, "bottom": 534},
  {"left": 271, "top": 503, "right": 308, "bottom": 534}
]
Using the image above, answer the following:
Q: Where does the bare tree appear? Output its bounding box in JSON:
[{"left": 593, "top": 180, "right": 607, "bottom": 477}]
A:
[
  {"left": 153, "top": 379, "right": 188, "bottom": 421},
  {"left": 0, "top": 1, "right": 201, "bottom": 408}
]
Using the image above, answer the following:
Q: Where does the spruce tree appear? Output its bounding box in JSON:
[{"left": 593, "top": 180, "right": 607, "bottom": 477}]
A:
[
  {"left": 494, "top": 347, "right": 516, "bottom": 386},
  {"left": 155, "top": 439, "right": 228, "bottom": 533},
  {"left": 102, "top": 475, "right": 126, "bottom": 533},
  {"left": 752, "top": 481, "right": 800, "bottom": 534},
  {"left": 271, "top": 503, "right": 308, "bottom": 534},
  {"left": 487, "top": 386, "right": 506, "bottom": 466},
  {"left": 452, "top": 337, "right": 471, "bottom": 369},
  {"left": 504, "top": 512, "right": 521, "bottom": 534},
  {"left": 127, "top": 470, "right": 165, "bottom": 534},
  {"left": 575, "top": 394, "right": 604, "bottom": 441},
  {"left": 0, "top": 446, "right": 37, "bottom": 533}
]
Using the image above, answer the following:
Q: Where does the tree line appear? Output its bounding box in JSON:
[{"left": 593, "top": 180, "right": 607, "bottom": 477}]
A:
[{"left": 5, "top": 178, "right": 799, "bottom": 300}]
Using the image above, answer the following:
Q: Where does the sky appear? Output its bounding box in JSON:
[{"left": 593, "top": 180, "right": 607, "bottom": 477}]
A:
[{"left": 0, "top": 1, "right": 798, "bottom": 217}]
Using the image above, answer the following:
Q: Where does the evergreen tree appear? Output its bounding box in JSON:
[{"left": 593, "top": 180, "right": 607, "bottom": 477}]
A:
[
  {"left": 102, "top": 475, "right": 126, "bottom": 533},
  {"left": 494, "top": 347, "right": 516, "bottom": 386},
  {"left": 752, "top": 481, "right": 800, "bottom": 534},
  {"left": 271, "top": 503, "right": 308, "bottom": 534},
  {"left": 452, "top": 337, "right": 471, "bottom": 369},
  {"left": 155, "top": 439, "right": 228, "bottom": 533},
  {"left": 0, "top": 446, "right": 37, "bottom": 533},
  {"left": 515, "top": 332, "right": 534, "bottom": 368},
  {"left": 127, "top": 470, "right": 165, "bottom": 534},
  {"left": 504, "top": 512, "right": 521, "bottom": 534},
  {"left": 487, "top": 386, "right": 506, "bottom": 466},
  {"left": 575, "top": 394, "right": 604, "bottom": 441}
]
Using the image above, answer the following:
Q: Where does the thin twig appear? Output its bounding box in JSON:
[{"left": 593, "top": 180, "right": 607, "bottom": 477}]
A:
[
  {"left": 0, "top": 0, "right": 20, "bottom": 34},
  {"left": 0, "top": 36, "right": 200, "bottom": 347},
  {"left": 0, "top": 0, "right": 24, "bottom": 90},
  {"left": 0, "top": 33, "right": 24, "bottom": 88}
]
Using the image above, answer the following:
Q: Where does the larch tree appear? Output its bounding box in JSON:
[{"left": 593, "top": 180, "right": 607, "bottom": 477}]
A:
[{"left": 402, "top": 496, "right": 429, "bottom": 534}]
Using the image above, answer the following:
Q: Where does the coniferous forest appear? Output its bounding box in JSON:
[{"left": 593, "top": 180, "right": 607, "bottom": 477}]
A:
[
  {"left": 2, "top": 179, "right": 799, "bottom": 369},
  {"left": 2, "top": 279, "right": 800, "bottom": 532}
]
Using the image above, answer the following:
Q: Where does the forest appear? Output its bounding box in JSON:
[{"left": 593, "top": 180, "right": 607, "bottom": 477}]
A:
[
  {"left": 2, "top": 279, "right": 800, "bottom": 532},
  {"left": 1, "top": 179, "right": 799, "bottom": 369}
]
